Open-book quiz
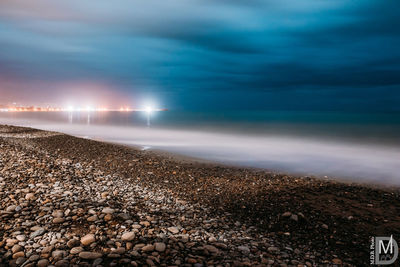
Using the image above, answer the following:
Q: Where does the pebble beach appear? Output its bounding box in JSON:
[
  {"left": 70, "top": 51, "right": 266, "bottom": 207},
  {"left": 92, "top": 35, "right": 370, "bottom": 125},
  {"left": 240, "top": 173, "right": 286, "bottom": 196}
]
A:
[{"left": 1, "top": 124, "right": 400, "bottom": 266}]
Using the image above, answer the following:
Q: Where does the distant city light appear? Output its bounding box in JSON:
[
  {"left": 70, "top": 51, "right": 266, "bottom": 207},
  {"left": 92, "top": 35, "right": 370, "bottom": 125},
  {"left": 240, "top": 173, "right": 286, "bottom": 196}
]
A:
[{"left": 0, "top": 104, "right": 167, "bottom": 113}]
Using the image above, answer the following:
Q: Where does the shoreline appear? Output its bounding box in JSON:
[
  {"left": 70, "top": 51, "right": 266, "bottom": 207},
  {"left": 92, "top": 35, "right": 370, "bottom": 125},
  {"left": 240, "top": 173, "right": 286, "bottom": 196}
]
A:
[{"left": 1, "top": 124, "right": 400, "bottom": 266}]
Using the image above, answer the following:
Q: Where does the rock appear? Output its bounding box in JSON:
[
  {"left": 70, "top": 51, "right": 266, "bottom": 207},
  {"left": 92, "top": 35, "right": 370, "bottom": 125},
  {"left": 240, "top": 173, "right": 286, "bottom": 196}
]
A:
[
  {"left": 79, "top": 251, "right": 102, "bottom": 259},
  {"left": 42, "top": 246, "right": 54, "bottom": 254},
  {"left": 332, "top": 258, "right": 342, "bottom": 265},
  {"left": 52, "top": 210, "right": 64, "bottom": 218},
  {"left": 204, "top": 245, "right": 218, "bottom": 253},
  {"left": 28, "top": 254, "right": 40, "bottom": 261},
  {"left": 37, "top": 259, "right": 49, "bottom": 267},
  {"left": 237, "top": 246, "right": 250, "bottom": 255},
  {"left": 87, "top": 215, "right": 98, "bottom": 222},
  {"left": 290, "top": 214, "right": 298, "bottom": 222},
  {"left": 67, "top": 239, "right": 80, "bottom": 248},
  {"left": 104, "top": 214, "right": 113, "bottom": 221},
  {"left": 113, "top": 247, "right": 125, "bottom": 254},
  {"left": 53, "top": 217, "right": 65, "bottom": 224},
  {"left": 154, "top": 242, "right": 166, "bottom": 252},
  {"left": 25, "top": 193, "right": 35, "bottom": 200},
  {"left": 102, "top": 207, "right": 115, "bottom": 214},
  {"left": 93, "top": 258, "right": 103, "bottom": 265},
  {"left": 11, "top": 245, "right": 22, "bottom": 253},
  {"left": 70, "top": 247, "right": 84, "bottom": 254},
  {"left": 81, "top": 234, "right": 95, "bottom": 246},
  {"left": 52, "top": 250, "right": 66, "bottom": 260},
  {"left": 6, "top": 205, "right": 17, "bottom": 212},
  {"left": 267, "top": 246, "right": 280, "bottom": 254},
  {"left": 117, "top": 213, "right": 130, "bottom": 221},
  {"left": 55, "top": 259, "right": 69, "bottom": 267},
  {"left": 12, "top": 251, "right": 25, "bottom": 259},
  {"left": 208, "top": 236, "right": 217, "bottom": 242},
  {"left": 322, "top": 224, "right": 329, "bottom": 229},
  {"left": 141, "top": 244, "right": 154, "bottom": 252},
  {"left": 16, "top": 235, "right": 26, "bottom": 241},
  {"left": 167, "top": 227, "right": 179, "bottom": 234},
  {"left": 16, "top": 257, "right": 26, "bottom": 265},
  {"left": 121, "top": 232, "right": 135, "bottom": 241},
  {"left": 30, "top": 228, "right": 45, "bottom": 239},
  {"left": 282, "top": 211, "right": 292, "bottom": 217}
]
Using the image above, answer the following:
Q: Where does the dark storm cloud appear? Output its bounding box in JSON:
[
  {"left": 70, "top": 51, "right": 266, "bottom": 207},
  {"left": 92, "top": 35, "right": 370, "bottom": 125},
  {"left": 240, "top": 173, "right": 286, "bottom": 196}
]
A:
[{"left": 0, "top": 0, "right": 399, "bottom": 111}]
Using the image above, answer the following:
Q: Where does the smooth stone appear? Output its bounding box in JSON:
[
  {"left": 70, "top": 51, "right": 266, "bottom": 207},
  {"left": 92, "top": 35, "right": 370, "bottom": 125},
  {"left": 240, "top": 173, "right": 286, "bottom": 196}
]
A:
[
  {"left": 52, "top": 210, "right": 64, "bottom": 218},
  {"left": 6, "top": 205, "right": 17, "bottom": 212},
  {"left": 53, "top": 218, "right": 65, "bottom": 224},
  {"left": 11, "top": 245, "right": 22, "bottom": 253},
  {"left": 30, "top": 228, "right": 45, "bottom": 239},
  {"left": 121, "top": 232, "right": 135, "bottom": 241},
  {"left": 12, "top": 251, "right": 25, "bottom": 259},
  {"left": 55, "top": 259, "right": 69, "bottom": 267},
  {"left": 81, "top": 234, "right": 95, "bottom": 246},
  {"left": 37, "top": 259, "right": 49, "bottom": 267},
  {"left": 16, "top": 235, "right": 26, "bottom": 241},
  {"left": 87, "top": 215, "right": 98, "bottom": 222},
  {"left": 28, "top": 254, "right": 40, "bottom": 261},
  {"left": 16, "top": 257, "right": 26, "bottom": 265},
  {"left": 141, "top": 244, "right": 154, "bottom": 252},
  {"left": 102, "top": 207, "right": 115, "bottom": 214},
  {"left": 79, "top": 251, "right": 103, "bottom": 259},
  {"left": 70, "top": 247, "right": 84, "bottom": 254},
  {"left": 67, "top": 239, "right": 80, "bottom": 248},
  {"left": 267, "top": 246, "right": 280, "bottom": 254},
  {"left": 25, "top": 193, "right": 35, "bottom": 200},
  {"left": 238, "top": 246, "right": 250, "bottom": 255},
  {"left": 51, "top": 250, "right": 66, "bottom": 260},
  {"left": 204, "top": 245, "right": 218, "bottom": 253},
  {"left": 167, "top": 227, "right": 179, "bottom": 234},
  {"left": 154, "top": 242, "right": 166, "bottom": 252}
]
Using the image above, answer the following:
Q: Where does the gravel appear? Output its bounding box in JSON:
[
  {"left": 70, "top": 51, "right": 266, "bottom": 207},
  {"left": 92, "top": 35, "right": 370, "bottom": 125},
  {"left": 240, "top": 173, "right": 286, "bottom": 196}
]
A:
[{"left": 1, "top": 124, "right": 400, "bottom": 266}]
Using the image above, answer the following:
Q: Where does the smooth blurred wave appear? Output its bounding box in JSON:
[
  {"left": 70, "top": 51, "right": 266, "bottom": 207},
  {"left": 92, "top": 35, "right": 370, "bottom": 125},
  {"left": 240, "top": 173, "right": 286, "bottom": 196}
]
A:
[{"left": 1, "top": 111, "right": 399, "bottom": 185}]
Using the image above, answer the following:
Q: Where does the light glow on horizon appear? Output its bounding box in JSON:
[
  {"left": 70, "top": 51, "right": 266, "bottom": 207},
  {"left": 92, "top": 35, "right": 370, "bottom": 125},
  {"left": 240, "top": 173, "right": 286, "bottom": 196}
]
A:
[{"left": 0, "top": 104, "right": 167, "bottom": 113}]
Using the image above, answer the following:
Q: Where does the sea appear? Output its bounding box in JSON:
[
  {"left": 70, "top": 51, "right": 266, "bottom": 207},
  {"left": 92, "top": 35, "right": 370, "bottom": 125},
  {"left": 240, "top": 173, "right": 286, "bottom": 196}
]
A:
[{"left": 1, "top": 110, "right": 399, "bottom": 185}]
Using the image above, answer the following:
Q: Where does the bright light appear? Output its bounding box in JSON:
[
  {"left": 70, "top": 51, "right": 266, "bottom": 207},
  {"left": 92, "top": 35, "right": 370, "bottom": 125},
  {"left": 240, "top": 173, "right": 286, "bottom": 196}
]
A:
[
  {"left": 67, "top": 106, "right": 74, "bottom": 112},
  {"left": 145, "top": 106, "right": 153, "bottom": 113}
]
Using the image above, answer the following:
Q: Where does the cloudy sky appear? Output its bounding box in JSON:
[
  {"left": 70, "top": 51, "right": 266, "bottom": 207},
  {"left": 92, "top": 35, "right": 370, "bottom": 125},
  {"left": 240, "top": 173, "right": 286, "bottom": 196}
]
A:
[{"left": 0, "top": 0, "right": 399, "bottom": 111}]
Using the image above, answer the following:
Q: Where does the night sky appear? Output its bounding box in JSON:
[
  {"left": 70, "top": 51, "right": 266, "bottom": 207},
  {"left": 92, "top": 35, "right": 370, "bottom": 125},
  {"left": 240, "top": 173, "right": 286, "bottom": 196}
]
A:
[{"left": 0, "top": 0, "right": 399, "bottom": 111}]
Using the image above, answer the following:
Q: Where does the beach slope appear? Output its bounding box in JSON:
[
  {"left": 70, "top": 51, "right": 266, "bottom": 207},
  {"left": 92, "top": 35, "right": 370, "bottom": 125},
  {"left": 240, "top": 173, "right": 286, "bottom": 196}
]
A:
[{"left": 1, "top": 125, "right": 400, "bottom": 266}]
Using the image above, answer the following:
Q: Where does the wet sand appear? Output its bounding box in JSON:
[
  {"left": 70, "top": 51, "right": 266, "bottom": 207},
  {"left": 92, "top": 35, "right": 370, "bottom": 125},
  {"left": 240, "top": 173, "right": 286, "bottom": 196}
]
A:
[{"left": 1, "top": 124, "right": 400, "bottom": 266}]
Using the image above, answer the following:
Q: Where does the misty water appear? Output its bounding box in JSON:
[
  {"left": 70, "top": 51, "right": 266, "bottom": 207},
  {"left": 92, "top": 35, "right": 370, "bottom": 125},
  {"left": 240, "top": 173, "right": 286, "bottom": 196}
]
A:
[{"left": 1, "top": 110, "right": 400, "bottom": 185}]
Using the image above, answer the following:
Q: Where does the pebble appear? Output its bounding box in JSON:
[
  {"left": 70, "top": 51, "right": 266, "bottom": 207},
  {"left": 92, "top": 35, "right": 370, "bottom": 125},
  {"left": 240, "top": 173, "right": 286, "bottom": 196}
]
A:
[
  {"left": 154, "top": 242, "right": 166, "bottom": 252},
  {"left": 81, "top": 234, "right": 96, "bottom": 246},
  {"left": 79, "top": 251, "right": 103, "bottom": 259},
  {"left": 167, "top": 226, "right": 179, "bottom": 234},
  {"left": 237, "top": 246, "right": 250, "bottom": 255},
  {"left": 70, "top": 247, "right": 84, "bottom": 254},
  {"left": 16, "top": 235, "right": 26, "bottom": 241},
  {"left": 102, "top": 207, "right": 115, "bottom": 214},
  {"left": 30, "top": 228, "right": 45, "bottom": 239},
  {"left": 0, "top": 125, "right": 360, "bottom": 266},
  {"left": 141, "top": 244, "right": 154, "bottom": 252},
  {"left": 37, "top": 259, "right": 49, "bottom": 267},
  {"left": 121, "top": 232, "right": 135, "bottom": 241}
]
